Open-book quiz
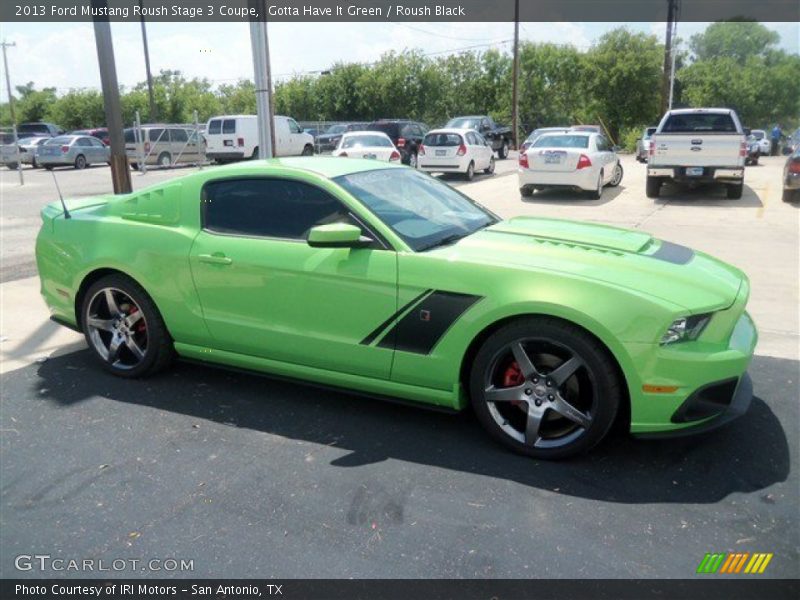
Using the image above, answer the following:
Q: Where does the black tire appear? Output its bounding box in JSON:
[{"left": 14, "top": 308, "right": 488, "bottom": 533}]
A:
[
  {"left": 497, "top": 140, "right": 509, "bottom": 159},
  {"left": 32, "top": 158, "right": 38, "bottom": 168},
  {"left": 74, "top": 154, "right": 87, "bottom": 170},
  {"left": 469, "top": 317, "right": 622, "bottom": 459},
  {"left": 45, "top": 165, "right": 54, "bottom": 171},
  {"left": 608, "top": 162, "right": 623, "bottom": 187},
  {"left": 301, "top": 144, "right": 314, "bottom": 156},
  {"left": 157, "top": 152, "right": 172, "bottom": 168},
  {"left": 484, "top": 156, "right": 495, "bottom": 175},
  {"left": 6, "top": 162, "right": 18, "bottom": 170},
  {"left": 130, "top": 162, "right": 139, "bottom": 171},
  {"left": 251, "top": 147, "right": 259, "bottom": 159},
  {"left": 645, "top": 175, "right": 661, "bottom": 198},
  {"left": 520, "top": 185, "right": 533, "bottom": 197},
  {"left": 465, "top": 161, "right": 475, "bottom": 181},
  {"left": 81, "top": 273, "right": 174, "bottom": 378},
  {"left": 782, "top": 189, "right": 797, "bottom": 203},
  {"left": 726, "top": 183, "right": 743, "bottom": 199}
]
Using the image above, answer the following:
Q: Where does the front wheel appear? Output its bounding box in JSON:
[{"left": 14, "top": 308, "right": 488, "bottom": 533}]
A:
[
  {"left": 157, "top": 152, "right": 172, "bottom": 168},
  {"left": 608, "top": 162, "right": 623, "bottom": 187},
  {"left": 498, "top": 140, "right": 509, "bottom": 159},
  {"left": 301, "top": 144, "right": 314, "bottom": 156},
  {"left": 646, "top": 175, "right": 661, "bottom": 198},
  {"left": 484, "top": 156, "right": 495, "bottom": 175},
  {"left": 469, "top": 317, "right": 621, "bottom": 459},
  {"left": 81, "top": 274, "right": 174, "bottom": 378},
  {"left": 74, "top": 154, "right": 87, "bottom": 170}
]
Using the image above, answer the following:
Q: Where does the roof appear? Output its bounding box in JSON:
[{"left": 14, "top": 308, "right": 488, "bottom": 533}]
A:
[
  {"left": 425, "top": 128, "right": 473, "bottom": 135},
  {"left": 666, "top": 108, "right": 734, "bottom": 115},
  {"left": 208, "top": 156, "right": 405, "bottom": 179}
]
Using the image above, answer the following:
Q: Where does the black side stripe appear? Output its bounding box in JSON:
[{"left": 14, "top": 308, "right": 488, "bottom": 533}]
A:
[
  {"left": 651, "top": 241, "right": 694, "bottom": 265},
  {"left": 360, "top": 289, "right": 433, "bottom": 346},
  {"left": 377, "top": 291, "right": 483, "bottom": 355}
]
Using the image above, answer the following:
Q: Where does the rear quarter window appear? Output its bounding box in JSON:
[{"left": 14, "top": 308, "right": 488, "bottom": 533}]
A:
[{"left": 222, "top": 119, "right": 236, "bottom": 134}]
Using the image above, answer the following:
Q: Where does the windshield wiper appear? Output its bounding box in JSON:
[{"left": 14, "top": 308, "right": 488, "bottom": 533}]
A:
[{"left": 418, "top": 232, "right": 469, "bottom": 252}]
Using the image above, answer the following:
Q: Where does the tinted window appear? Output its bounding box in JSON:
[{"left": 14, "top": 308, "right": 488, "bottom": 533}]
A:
[
  {"left": 204, "top": 178, "right": 354, "bottom": 240},
  {"left": 222, "top": 119, "right": 236, "bottom": 134},
  {"left": 423, "top": 132, "right": 462, "bottom": 147},
  {"left": 19, "top": 124, "right": 48, "bottom": 134},
  {"left": 662, "top": 113, "right": 737, "bottom": 133},
  {"left": 148, "top": 128, "right": 166, "bottom": 142},
  {"left": 532, "top": 134, "right": 589, "bottom": 149},
  {"left": 288, "top": 119, "right": 302, "bottom": 134},
  {"left": 208, "top": 120, "right": 221, "bottom": 135},
  {"left": 480, "top": 118, "right": 491, "bottom": 131},
  {"left": 596, "top": 136, "right": 610, "bottom": 151},
  {"left": 76, "top": 138, "right": 92, "bottom": 147},
  {"left": 170, "top": 128, "right": 188, "bottom": 142},
  {"left": 446, "top": 118, "right": 481, "bottom": 130},
  {"left": 90, "top": 138, "right": 105, "bottom": 147},
  {"left": 368, "top": 122, "right": 399, "bottom": 138},
  {"left": 124, "top": 128, "right": 135, "bottom": 143}
]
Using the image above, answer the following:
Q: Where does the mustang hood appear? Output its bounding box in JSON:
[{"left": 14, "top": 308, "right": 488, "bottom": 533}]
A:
[{"left": 439, "top": 216, "right": 744, "bottom": 312}]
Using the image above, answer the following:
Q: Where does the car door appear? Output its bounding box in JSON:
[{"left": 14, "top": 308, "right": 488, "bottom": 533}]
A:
[
  {"left": 74, "top": 137, "right": 94, "bottom": 163},
  {"left": 188, "top": 176, "right": 398, "bottom": 379},
  {"left": 473, "top": 132, "right": 492, "bottom": 168},
  {"left": 286, "top": 118, "right": 305, "bottom": 155},
  {"left": 89, "top": 137, "right": 108, "bottom": 162}
]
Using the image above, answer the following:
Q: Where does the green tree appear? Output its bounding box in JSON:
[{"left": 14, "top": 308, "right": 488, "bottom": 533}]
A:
[
  {"left": 47, "top": 89, "right": 105, "bottom": 130},
  {"left": 218, "top": 80, "right": 257, "bottom": 115},
  {"left": 689, "top": 20, "right": 780, "bottom": 64},
  {"left": 14, "top": 82, "right": 58, "bottom": 123}
]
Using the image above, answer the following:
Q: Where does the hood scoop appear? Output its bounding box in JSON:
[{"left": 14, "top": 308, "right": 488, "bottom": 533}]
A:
[{"left": 488, "top": 217, "right": 654, "bottom": 254}]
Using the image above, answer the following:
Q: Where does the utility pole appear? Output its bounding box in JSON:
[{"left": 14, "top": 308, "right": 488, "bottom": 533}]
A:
[
  {"left": 249, "top": 0, "right": 274, "bottom": 158},
  {"left": 1, "top": 40, "right": 23, "bottom": 185},
  {"left": 660, "top": 0, "right": 679, "bottom": 116},
  {"left": 139, "top": 0, "right": 157, "bottom": 123},
  {"left": 92, "top": 0, "right": 132, "bottom": 193},
  {"left": 668, "top": 30, "right": 679, "bottom": 110},
  {"left": 511, "top": 0, "right": 520, "bottom": 150}
]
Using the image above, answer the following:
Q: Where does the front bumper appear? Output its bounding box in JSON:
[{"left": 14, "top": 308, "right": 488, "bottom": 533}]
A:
[{"left": 648, "top": 166, "right": 744, "bottom": 183}]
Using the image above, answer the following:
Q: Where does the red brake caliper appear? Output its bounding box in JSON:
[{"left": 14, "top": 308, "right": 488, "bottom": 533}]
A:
[
  {"left": 502, "top": 361, "right": 525, "bottom": 406},
  {"left": 129, "top": 307, "right": 146, "bottom": 334}
]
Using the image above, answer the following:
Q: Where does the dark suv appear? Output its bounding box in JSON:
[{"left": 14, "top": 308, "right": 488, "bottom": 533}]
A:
[
  {"left": 366, "top": 119, "right": 427, "bottom": 167},
  {"left": 18, "top": 122, "right": 64, "bottom": 137}
]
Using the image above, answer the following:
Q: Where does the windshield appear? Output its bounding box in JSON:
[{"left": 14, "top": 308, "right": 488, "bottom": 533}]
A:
[
  {"left": 447, "top": 118, "right": 480, "bottom": 130},
  {"left": 751, "top": 130, "right": 765, "bottom": 140},
  {"left": 532, "top": 134, "right": 589, "bottom": 149},
  {"left": 334, "top": 169, "right": 497, "bottom": 251},
  {"left": 341, "top": 135, "right": 392, "bottom": 149},
  {"left": 325, "top": 124, "right": 347, "bottom": 135},
  {"left": 423, "top": 132, "right": 463, "bottom": 146}
]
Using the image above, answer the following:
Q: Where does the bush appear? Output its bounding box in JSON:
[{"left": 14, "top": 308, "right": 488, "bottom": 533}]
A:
[{"left": 619, "top": 126, "right": 644, "bottom": 153}]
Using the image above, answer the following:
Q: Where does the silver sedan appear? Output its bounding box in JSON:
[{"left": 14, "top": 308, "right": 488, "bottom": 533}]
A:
[{"left": 37, "top": 135, "right": 111, "bottom": 170}]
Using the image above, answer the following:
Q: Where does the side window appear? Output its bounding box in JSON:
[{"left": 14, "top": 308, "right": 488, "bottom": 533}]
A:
[
  {"left": 475, "top": 132, "right": 487, "bottom": 146},
  {"left": 595, "top": 136, "right": 608, "bottom": 151},
  {"left": 148, "top": 128, "right": 166, "bottom": 143},
  {"left": 222, "top": 119, "right": 236, "bottom": 134},
  {"left": 481, "top": 118, "right": 491, "bottom": 131},
  {"left": 208, "top": 120, "right": 221, "bottom": 135},
  {"left": 170, "top": 128, "right": 188, "bottom": 143},
  {"left": 288, "top": 119, "right": 302, "bottom": 134},
  {"left": 466, "top": 132, "right": 478, "bottom": 145},
  {"left": 90, "top": 138, "right": 105, "bottom": 147},
  {"left": 203, "top": 178, "right": 356, "bottom": 240},
  {"left": 76, "top": 138, "right": 92, "bottom": 147},
  {"left": 400, "top": 125, "right": 413, "bottom": 138}
]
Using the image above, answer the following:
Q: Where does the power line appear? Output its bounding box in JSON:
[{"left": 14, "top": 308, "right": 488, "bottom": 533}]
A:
[{"left": 395, "top": 23, "right": 508, "bottom": 43}]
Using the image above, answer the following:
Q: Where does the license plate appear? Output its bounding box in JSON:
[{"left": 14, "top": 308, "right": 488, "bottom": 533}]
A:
[
  {"left": 435, "top": 149, "right": 447, "bottom": 156},
  {"left": 544, "top": 154, "right": 561, "bottom": 164},
  {"left": 686, "top": 167, "right": 704, "bottom": 176},
  {"left": 362, "top": 153, "right": 377, "bottom": 160}
]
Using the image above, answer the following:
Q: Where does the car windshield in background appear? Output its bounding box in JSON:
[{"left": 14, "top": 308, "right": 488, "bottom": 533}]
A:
[
  {"left": 446, "top": 118, "right": 480, "bottom": 129},
  {"left": 334, "top": 169, "right": 497, "bottom": 252},
  {"left": 752, "top": 130, "right": 765, "bottom": 140},
  {"left": 326, "top": 125, "right": 348, "bottom": 134},
  {"left": 662, "top": 113, "right": 737, "bottom": 133},
  {"left": 367, "top": 123, "right": 399, "bottom": 137},
  {"left": 644, "top": 127, "right": 657, "bottom": 138},
  {"left": 46, "top": 136, "right": 72, "bottom": 145},
  {"left": 341, "top": 135, "right": 392, "bottom": 149},
  {"left": 532, "top": 134, "right": 589, "bottom": 149},
  {"left": 123, "top": 129, "right": 136, "bottom": 143},
  {"left": 423, "top": 133, "right": 463, "bottom": 147}
]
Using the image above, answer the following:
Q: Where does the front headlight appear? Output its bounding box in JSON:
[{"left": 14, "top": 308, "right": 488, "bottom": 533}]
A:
[{"left": 660, "top": 314, "right": 712, "bottom": 345}]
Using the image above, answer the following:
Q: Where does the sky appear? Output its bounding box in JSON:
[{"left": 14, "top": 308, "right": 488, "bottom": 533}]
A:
[{"left": 0, "top": 21, "right": 798, "bottom": 101}]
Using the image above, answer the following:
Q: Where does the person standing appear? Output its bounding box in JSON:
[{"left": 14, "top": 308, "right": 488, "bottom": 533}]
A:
[{"left": 771, "top": 124, "right": 782, "bottom": 156}]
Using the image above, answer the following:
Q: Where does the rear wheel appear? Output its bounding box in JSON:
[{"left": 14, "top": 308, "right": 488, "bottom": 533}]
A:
[
  {"left": 157, "top": 152, "right": 172, "bottom": 168},
  {"left": 130, "top": 162, "right": 139, "bottom": 170},
  {"left": 74, "top": 154, "right": 87, "bottom": 170},
  {"left": 408, "top": 151, "right": 418, "bottom": 168},
  {"left": 484, "top": 156, "right": 495, "bottom": 175},
  {"left": 81, "top": 274, "right": 174, "bottom": 378},
  {"left": 6, "top": 162, "right": 18, "bottom": 170},
  {"left": 646, "top": 175, "right": 661, "bottom": 198},
  {"left": 465, "top": 161, "right": 475, "bottom": 181},
  {"left": 469, "top": 317, "right": 621, "bottom": 459},
  {"left": 726, "top": 183, "right": 743, "bottom": 199}
]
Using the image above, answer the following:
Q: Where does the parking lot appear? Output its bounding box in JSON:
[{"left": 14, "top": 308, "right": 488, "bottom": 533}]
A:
[{"left": 1, "top": 154, "right": 798, "bottom": 578}]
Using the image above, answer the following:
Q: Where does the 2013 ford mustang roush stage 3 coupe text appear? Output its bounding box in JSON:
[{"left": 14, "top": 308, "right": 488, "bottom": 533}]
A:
[{"left": 36, "top": 158, "right": 757, "bottom": 459}]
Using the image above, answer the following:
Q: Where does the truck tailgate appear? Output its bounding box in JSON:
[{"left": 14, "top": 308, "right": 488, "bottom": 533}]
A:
[{"left": 651, "top": 134, "right": 744, "bottom": 167}]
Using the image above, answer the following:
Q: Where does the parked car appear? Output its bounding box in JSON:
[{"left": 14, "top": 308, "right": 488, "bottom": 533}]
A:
[
  {"left": 520, "top": 127, "right": 570, "bottom": 153},
  {"left": 315, "top": 122, "right": 369, "bottom": 153},
  {"left": 647, "top": 108, "right": 746, "bottom": 199},
  {"left": 748, "top": 129, "right": 771, "bottom": 155},
  {"left": 303, "top": 128, "right": 322, "bottom": 138},
  {"left": 332, "top": 131, "right": 401, "bottom": 162},
  {"left": 445, "top": 115, "right": 513, "bottom": 159},
  {"left": 71, "top": 128, "right": 110, "bottom": 145},
  {"left": 366, "top": 119, "right": 427, "bottom": 167},
  {"left": 783, "top": 128, "right": 800, "bottom": 155},
  {"left": 636, "top": 127, "right": 658, "bottom": 162},
  {"left": 124, "top": 124, "right": 204, "bottom": 168},
  {"left": 18, "top": 122, "right": 64, "bottom": 137},
  {"left": 35, "top": 157, "right": 757, "bottom": 459},
  {"left": 2, "top": 136, "right": 50, "bottom": 169},
  {"left": 783, "top": 146, "right": 800, "bottom": 202},
  {"left": 744, "top": 135, "right": 761, "bottom": 166},
  {"left": 518, "top": 131, "right": 623, "bottom": 199},
  {"left": 204, "top": 115, "right": 314, "bottom": 163},
  {"left": 417, "top": 128, "right": 495, "bottom": 180},
  {"left": 37, "top": 135, "right": 110, "bottom": 170}
]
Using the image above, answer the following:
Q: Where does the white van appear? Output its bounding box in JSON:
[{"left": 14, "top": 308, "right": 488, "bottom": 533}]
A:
[{"left": 204, "top": 115, "right": 314, "bottom": 162}]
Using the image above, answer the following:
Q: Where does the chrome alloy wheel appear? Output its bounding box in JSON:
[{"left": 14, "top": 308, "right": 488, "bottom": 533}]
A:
[
  {"left": 483, "top": 339, "right": 595, "bottom": 449},
  {"left": 85, "top": 287, "right": 148, "bottom": 370}
]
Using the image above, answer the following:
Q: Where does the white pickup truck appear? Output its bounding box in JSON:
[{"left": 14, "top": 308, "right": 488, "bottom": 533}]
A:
[{"left": 647, "top": 108, "right": 746, "bottom": 199}]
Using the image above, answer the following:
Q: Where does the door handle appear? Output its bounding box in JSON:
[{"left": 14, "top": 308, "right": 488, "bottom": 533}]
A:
[{"left": 198, "top": 253, "right": 232, "bottom": 265}]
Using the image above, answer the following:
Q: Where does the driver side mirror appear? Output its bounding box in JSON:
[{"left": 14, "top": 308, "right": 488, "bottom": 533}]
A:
[
  {"left": 612, "top": 145, "right": 622, "bottom": 152},
  {"left": 307, "top": 223, "right": 372, "bottom": 249}
]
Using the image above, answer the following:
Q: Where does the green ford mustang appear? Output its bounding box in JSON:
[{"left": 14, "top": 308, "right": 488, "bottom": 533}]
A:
[{"left": 36, "top": 158, "right": 757, "bottom": 458}]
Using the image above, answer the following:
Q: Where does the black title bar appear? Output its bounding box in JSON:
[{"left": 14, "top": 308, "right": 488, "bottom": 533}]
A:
[{"left": 2, "top": 0, "right": 800, "bottom": 22}]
